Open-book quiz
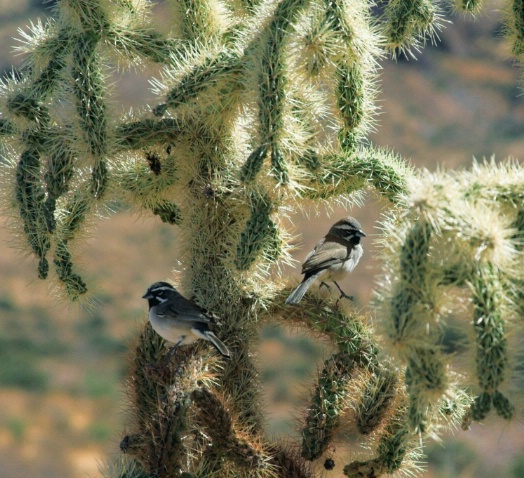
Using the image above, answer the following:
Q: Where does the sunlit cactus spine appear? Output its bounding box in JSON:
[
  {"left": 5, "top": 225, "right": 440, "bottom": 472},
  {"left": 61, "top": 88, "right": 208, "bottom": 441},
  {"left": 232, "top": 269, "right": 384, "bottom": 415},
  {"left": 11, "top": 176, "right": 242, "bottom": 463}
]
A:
[
  {"left": 382, "top": 0, "right": 442, "bottom": 57},
  {"left": 504, "top": 0, "right": 524, "bottom": 56},
  {"left": 2, "top": 0, "right": 524, "bottom": 477}
]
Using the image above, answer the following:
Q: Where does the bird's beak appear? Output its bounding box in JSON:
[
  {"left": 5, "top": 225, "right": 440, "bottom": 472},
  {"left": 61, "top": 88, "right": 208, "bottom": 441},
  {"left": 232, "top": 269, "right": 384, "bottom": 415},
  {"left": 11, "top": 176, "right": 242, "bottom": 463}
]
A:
[
  {"left": 358, "top": 230, "right": 366, "bottom": 237},
  {"left": 142, "top": 292, "right": 153, "bottom": 299}
]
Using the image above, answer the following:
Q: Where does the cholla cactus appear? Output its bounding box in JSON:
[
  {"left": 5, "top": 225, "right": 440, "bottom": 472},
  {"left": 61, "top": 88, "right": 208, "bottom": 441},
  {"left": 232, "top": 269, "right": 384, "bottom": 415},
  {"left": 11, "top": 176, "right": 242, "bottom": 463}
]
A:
[
  {"left": 375, "top": 160, "right": 524, "bottom": 433},
  {"left": 1, "top": 0, "right": 523, "bottom": 477}
]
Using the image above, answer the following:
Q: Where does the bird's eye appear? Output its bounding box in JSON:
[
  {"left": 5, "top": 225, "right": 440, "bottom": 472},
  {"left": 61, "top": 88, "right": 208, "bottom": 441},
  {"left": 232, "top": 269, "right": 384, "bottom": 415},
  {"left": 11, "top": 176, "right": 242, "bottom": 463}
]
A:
[{"left": 157, "top": 291, "right": 164, "bottom": 296}]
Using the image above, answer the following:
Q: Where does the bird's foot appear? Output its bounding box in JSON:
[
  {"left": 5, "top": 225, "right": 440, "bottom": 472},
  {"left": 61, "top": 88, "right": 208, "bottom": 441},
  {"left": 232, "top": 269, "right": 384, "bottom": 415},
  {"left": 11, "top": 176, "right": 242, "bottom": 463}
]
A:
[
  {"left": 333, "top": 282, "right": 354, "bottom": 302},
  {"left": 165, "top": 344, "right": 181, "bottom": 360},
  {"left": 335, "top": 294, "right": 354, "bottom": 308},
  {"left": 319, "top": 281, "right": 331, "bottom": 291}
]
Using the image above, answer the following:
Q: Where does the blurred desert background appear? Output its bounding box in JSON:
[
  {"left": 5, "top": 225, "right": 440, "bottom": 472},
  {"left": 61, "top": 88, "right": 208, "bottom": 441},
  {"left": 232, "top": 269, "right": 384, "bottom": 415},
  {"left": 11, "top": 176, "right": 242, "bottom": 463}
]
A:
[{"left": 1, "top": 1, "right": 524, "bottom": 477}]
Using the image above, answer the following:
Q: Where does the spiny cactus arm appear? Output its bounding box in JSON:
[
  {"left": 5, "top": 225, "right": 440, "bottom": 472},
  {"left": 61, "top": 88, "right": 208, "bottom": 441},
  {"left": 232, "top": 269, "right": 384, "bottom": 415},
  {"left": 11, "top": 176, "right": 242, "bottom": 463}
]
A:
[
  {"left": 468, "top": 263, "right": 514, "bottom": 421},
  {"left": 148, "top": 0, "right": 260, "bottom": 119},
  {"left": 60, "top": 0, "right": 179, "bottom": 65},
  {"left": 105, "top": 27, "right": 181, "bottom": 64},
  {"left": 52, "top": 188, "right": 95, "bottom": 300},
  {"left": 241, "top": 144, "right": 270, "bottom": 182},
  {"left": 355, "top": 366, "right": 398, "bottom": 436},
  {"left": 382, "top": 0, "right": 442, "bottom": 57},
  {"left": 461, "top": 159, "right": 524, "bottom": 206},
  {"left": 303, "top": 147, "right": 412, "bottom": 203},
  {"left": 6, "top": 92, "right": 50, "bottom": 125},
  {"left": 376, "top": 163, "right": 524, "bottom": 434},
  {"left": 5, "top": 19, "right": 63, "bottom": 123},
  {"left": 71, "top": 32, "right": 108, "bottom": 197},
  {"left": 12, "top": 126, "right": 92, "bottom": 299},
  {"left": 174, "top": 0, "right": 230, "bottom": 41},
  {"left": 153, "top": 49, "right": 243, "bottom": 117},
  {"left": 504, "top": 0, "right": 524, "bottom": 56},
  {"left": 191, "top": 388, "right": 275, "bottom": 472},
  {"left": 10, "top": 0, "right": 176, "bottom": 117},
  {"left": 379, "top": 215, "right": 463, "bottom": 433},
  {"left": 15, "top": 148, "right": 51, "bottom": 279},
  {"left": 43, "top": 149, "right": 75, "bottom": 233},
  {"left": 248, "top": 0, "right": 314, "bottom": 185},
  {"left": 347, "top": 386, "right": 471, "bottom": 478},
  {"left": 241, "top": 0, "right": 381, "bottom": 184},
  {"left": 115, "top": 118, "right": 183, "bottom": 150},
  {"left": 265, "top": 444, "right": 315, "bottom": 478},
  {"left": 81, "top": 1, "right": 183, "bottom": 63},
  {"left": 123, "top": 322, "right": 223, "bottom": 477},
  {"left": 13, "top": 26, "right": 76, "bottom": 103},
  {"left": 321, "top": 0, "right": 379, "bottom": 151},
  {"left": 350, "top": 374, "right": 475, "bottom": 477},
  {"left": 336, "top": 62, "right": 367, "bottom": 151},
  {"left": 344, "top": 398, "right": 411, "bottom": 478},
  {"left": 8, "top": 112, "right": 183, "bottom": 298},
  {"left": 286, "top": 0, "right": 381, "bottom": 160},
  {"left": 66, "top": 0, "right": 111, "bottom": 32},
  {"left": 122, "top": 323, "right": 188, "bottom": 476},
  {"left": 54, "top": 238, "right": 88, "bottom": 299},
  {"left": 301, "top": 351, "right": 359, "bottom": 461},
  {"left": 405, "top": 347, "right": 447, "bottom": 433},
  {"left": 266, "top": 292, "right": 419, "bottom": 474},
  {"left": 389, "top": 219, "right": 434, "bottom": 343},
  {"left": 235, "top": 189, "right": 281, "bottom": 270}
]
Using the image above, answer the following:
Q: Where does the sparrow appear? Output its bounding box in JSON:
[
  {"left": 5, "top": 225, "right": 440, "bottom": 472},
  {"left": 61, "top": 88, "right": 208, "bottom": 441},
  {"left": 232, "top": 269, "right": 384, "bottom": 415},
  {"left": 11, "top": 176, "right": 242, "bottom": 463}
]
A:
[
  {"left": 285, "top": 216, "right": 366, "bottom": 304},
  {"left": 142, "top": 281, "right": 231, "bottom": 358}
]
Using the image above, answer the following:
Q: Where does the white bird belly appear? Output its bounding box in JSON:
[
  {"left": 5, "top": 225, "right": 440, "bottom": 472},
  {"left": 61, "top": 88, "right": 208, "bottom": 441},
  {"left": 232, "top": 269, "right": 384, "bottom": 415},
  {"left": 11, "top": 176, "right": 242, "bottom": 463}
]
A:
[
  {"left": 149, "top": 309, "right": 198, "bottom": 344},
  {"left": 323, "top": 244, "right": 363, "bottom": 281}
]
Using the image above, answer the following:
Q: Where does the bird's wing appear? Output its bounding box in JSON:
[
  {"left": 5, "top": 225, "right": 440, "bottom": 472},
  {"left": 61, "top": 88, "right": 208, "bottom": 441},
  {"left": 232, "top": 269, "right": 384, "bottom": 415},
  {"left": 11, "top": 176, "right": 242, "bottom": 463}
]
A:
[
  {"left": 302, "top": 236, "right": 349, "bottom": 274},
  {"left": 302, "top": 237, "right": 325, "bottom": 265},
  {"left": 156, "top": 295, "right": 214, "bottom": 324}
]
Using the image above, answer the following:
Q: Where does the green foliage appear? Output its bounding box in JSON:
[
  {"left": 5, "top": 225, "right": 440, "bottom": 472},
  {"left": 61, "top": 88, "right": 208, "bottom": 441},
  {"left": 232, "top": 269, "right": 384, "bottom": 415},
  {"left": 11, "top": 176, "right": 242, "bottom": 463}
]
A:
[
  {"left": 2, "top": 0, "right": 524, "bottom": 477},
  {"left": 511, "top": 452, "right": 524, "bottom": 478},
  {"left": 5, "top": 418, "right": 28, "bottom": 442},
  {"left": 0, "top": 356, "right": 48, "bottom": 391},
  {"left": 0, "top": 336, "right": 50, "bottom": 391},
  {"left": 426, "top": 439, "right": 477, "bottom": 477},
  {"left": 88, "top": 422, "right": 112, "bottom": 442}
]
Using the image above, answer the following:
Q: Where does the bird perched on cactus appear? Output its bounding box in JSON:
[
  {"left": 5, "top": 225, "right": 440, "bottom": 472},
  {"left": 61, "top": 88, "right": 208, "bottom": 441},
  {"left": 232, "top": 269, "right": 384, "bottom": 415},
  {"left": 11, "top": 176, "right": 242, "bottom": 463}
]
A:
[
  {"left": 285, "top": 216, "right": 366, "bottom": 304},
  {"left": 143, "top": 282, "right": 231, "bottom": 358}
]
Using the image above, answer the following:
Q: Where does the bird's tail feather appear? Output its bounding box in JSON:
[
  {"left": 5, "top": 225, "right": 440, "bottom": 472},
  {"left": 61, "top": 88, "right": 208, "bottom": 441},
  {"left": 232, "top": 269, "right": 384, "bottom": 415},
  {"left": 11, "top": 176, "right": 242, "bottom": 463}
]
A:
[
  {"left": 205, "top": 331, "right": 231, "bottom": 357},
  {"left": 285, "top": 274, "right": 318, "bottom": 305}
]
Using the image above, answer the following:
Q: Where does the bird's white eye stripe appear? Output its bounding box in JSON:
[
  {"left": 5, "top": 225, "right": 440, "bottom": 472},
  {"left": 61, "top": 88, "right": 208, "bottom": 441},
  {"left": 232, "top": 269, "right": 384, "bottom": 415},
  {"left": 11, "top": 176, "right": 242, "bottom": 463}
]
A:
[
  {"left": 336, "top": 225, "right": 357, "bottom": 231},
  {"left": 151, "top": 286, "right": 174, "bottom": 292}
]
